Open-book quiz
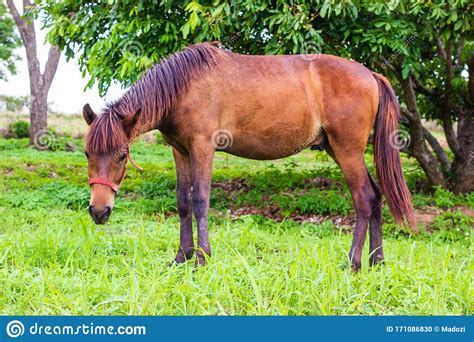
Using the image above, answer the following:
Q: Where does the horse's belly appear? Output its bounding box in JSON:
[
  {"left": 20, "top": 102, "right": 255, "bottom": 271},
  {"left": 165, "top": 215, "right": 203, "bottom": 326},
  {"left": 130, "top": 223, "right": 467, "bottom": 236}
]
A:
[{"left": 222, "top": 126, "right": 325, "bottom": 160}]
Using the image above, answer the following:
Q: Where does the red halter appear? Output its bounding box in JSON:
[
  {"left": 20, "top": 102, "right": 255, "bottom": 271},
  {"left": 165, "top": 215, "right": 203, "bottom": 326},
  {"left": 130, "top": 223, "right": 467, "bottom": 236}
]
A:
[{"left": 88, "top": 149, "right": 143, "bottom": 193}]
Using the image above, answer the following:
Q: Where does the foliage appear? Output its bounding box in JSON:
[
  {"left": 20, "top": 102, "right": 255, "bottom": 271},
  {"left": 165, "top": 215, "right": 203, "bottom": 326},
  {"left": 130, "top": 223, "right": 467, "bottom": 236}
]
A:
[
  {"left": 0, "top": 136, "right": 29, "bottom": 150},
  {"left": 41, "top": 1, "right": 470, "bottom": 95},
  {"left": 0, "top": 94, "right": 29, "bottom": 112},
  {"left": 0, "top": 2, "right": 21, "bottom": 80},
  {"left": 0, "top": 95, "right": 30, "bottom": 113},
  {"left": 8, "top": 120, "right": 30, "bottom": 138},
  {"left": 42, "top": 129, "right": 81, "bottom": 152},
  {"left": 429, "top": 211, "right": 473, "bottom": 247},
  {"left": 1, "top": 129, "right": 81, "bottom": 152},
  {"left": 433, "top": 186, "right": 458, "bottom": 208},
  {"left": 412, "top": 186, "right": 474, "bottom": 209}
]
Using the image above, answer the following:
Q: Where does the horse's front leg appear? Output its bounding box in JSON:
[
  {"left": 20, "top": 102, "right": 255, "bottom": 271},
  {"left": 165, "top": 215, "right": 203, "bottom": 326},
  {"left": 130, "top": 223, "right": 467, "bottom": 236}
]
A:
[
  {"left": 172, "top": 148, "right": 194, "bottom": 263},
  {"left": 189, "top": 137, "right": 215, "bottom": 267}
]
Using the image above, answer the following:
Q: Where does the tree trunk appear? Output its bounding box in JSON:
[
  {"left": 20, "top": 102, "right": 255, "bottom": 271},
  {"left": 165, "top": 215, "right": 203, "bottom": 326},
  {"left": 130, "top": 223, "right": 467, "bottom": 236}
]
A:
[
  {"left": 29, "top": 89, "right": 48, "bottom": 144},
  {"left": 450, "top": 112, "right": 474, "bottom": 193},
  {"left": 450, "top": 54, "right": 474, "bottom": 193},
  {"left": 6, "top": 0, "right": 60, "bottom": 149},
  {"left": 399, "top": 76, "right": 447, "bottom": 187}
]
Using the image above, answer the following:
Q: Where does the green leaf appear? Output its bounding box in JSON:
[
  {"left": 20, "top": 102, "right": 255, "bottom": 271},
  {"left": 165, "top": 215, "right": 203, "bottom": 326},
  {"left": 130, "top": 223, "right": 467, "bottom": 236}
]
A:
[
  {"left": 454, "top": 20, "right": 463, "bottom": 31},
  {"left": 401, "top": 64, "right": 410, "bottom": 79},
  {"left": 189, "top": 11, "right": 200, "bottom": 30},
  {"left": 181, "top": 22, "right": 190, "bottom": 38},
  {"left": 211, "top": 3, "right": 226, "bottom": 17},
  {"left": 320, "top": 2, "right": 330, "bottom": 18},
  {"left": 185, "top": 2, "right": 202, "bottom": 12},
  {"left": 449, "top": 12, "right": 457, "bottom": 23}
]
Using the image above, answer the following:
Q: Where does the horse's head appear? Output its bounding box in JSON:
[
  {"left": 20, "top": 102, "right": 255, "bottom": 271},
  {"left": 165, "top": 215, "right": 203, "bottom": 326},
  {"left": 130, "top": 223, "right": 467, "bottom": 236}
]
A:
[{"left": 83, "top": 104, "right": 142, "bottom": 224}]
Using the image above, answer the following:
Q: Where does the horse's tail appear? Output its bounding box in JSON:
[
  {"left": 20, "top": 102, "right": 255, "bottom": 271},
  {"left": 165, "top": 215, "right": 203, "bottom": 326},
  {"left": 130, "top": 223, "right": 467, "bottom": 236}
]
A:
[{"left": 372, "top": 72, "right": 416, "bottom": 228}]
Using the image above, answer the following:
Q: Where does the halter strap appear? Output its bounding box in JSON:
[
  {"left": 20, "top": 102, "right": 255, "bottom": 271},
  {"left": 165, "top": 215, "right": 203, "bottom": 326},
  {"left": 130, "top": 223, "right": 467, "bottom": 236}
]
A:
[
  {"left": 88, "top": 149, "right": 142, "bottom": 193},
  {"left": 88, "top": 177, "right": 122, "bottom": 192}
]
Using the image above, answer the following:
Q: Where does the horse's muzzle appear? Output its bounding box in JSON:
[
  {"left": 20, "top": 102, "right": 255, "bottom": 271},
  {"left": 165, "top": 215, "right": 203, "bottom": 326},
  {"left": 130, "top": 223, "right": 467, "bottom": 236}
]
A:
[{"left": 89, "top": 205, "right": 111, "bottom": 224}]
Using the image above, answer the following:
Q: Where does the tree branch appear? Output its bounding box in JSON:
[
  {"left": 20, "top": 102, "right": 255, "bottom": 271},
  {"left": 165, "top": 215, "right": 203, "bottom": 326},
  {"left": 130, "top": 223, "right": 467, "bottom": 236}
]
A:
[
  {"left": 400, "top": 107, "right": 416, "bottom": 123},
  {"left": 400, "top": 76, "right": 447, "bottom": 186},
  {"left": 6, "top": 0, "right": 41, "bottom": 87},
  {"left": 400, "top": 77, "right": 423, "bottom": 125},
  {"left": 400, "top": 78, "right": 427, "bottom": 148},
  {"left": 42, "top": 45, "right": 61, "bottom": 92},
  {"left": 456, "top": 36, "right": 463, "bottom": 68},
  {"left": 468, "top": 54, "right": 474, "bottom": 107},
  {"left": 445, "top": 40, "right": 453, "bottom": 86},
  {"left": 376, "top": 56, "right": 398, "bottom": 74},
  {"left": 23, "top": 0, "right": 33, "bottom": 12},
  {"left": 441, "top": 112, "right": 461, "bottom": 156},
  {"left": 410, "top": 74, "right": 436, "bottom": 97},
  {"left": 6, "top": 0, "right": 27, "bottom": 33},
  {"left": 423, "top": 127, "right": 451, "bottom": 172},
  {"left": 435, "top": 36, "right": 446, "bottom": 60},
  {"left": 439, "top": 40, "right": 461, "bottom": 157}
]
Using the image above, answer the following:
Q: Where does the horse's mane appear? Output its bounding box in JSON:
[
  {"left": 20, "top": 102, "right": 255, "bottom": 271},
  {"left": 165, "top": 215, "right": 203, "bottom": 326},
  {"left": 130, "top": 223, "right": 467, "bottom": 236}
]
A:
[{"left": 86, "top": 43, "right": 224, "bottom": 153}]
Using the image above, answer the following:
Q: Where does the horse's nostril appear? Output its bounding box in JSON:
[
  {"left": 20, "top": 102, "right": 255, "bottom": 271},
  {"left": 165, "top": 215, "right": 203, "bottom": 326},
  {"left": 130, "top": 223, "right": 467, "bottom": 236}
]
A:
[
  {"left": 88, "top": 205, "right": 96, "bottom": 217},
  {"left": 103, "top": 206, "right": 111, "bottom": 219}
]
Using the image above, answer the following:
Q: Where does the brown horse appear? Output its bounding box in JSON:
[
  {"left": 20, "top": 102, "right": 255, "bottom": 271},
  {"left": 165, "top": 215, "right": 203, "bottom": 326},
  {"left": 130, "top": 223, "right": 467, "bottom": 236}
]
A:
[{"left": 83, "top": 43, "right": 415, "bottom": 271}]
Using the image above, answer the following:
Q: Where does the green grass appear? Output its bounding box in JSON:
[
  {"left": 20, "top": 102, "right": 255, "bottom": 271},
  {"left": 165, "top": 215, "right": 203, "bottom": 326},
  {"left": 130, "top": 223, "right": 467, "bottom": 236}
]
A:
[{"left": 0, "top": 136, "right": 472, "bottom": 315}]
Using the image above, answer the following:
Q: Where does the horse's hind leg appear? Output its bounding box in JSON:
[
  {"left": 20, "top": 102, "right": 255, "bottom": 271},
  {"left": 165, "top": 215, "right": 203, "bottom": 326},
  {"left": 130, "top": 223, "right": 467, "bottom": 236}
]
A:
[
  {"left": 367, "top": 171, "right": 384, "bottom": 266},
  {"left": 325, "top": 144, "right": 375, "bottom": 271},
  {"left": 172, "top": 148, "right": 194, "bottom": 263}
]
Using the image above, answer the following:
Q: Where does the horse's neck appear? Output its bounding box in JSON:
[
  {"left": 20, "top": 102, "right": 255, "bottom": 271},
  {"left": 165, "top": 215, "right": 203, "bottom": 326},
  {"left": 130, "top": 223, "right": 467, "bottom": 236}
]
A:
[
  {"left": 130, "top": 115, "right": 156, "bottom": 141},
  {"left": 119, "top": 71, "right": 175, "bottom": 137},
  {"left": 127, "top": 103, "right": 166, "bottom": 141}
]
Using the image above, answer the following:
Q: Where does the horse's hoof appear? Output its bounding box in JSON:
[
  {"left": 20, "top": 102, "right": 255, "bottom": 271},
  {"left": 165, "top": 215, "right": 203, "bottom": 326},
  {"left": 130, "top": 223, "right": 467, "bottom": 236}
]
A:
[
  {"left": 194, "top": 251, "right": 211, "bottom": 268},
  {"left": 174, "top": 255, "right": 189, "bottom": 264},
  {"left": 369, "top": 257, "right": 385, "bottom": 267},
  {"left": 351, "top": 261, "right": 362, "bottom": 273},
  {"left": 194, "top": 257, "right": 207, "bottom": 268},
  {"left": 351, "top": 266, "right": 360, "bottom": 273},
  {"left": 174, "top": 248, "right": 194, "bottom": 264}
]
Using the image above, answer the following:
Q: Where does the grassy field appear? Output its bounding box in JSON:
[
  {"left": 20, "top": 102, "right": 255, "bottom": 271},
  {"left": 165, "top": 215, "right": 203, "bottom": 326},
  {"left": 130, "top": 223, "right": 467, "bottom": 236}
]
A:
[{"left": 0, "top": 115, "right": 472, "bottom": 315}]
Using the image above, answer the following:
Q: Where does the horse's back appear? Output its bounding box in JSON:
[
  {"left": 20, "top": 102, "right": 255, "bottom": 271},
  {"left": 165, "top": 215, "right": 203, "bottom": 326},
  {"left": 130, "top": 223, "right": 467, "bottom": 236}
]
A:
[{"left": 170, "top": 50, "right": 379, "bottom": 160}]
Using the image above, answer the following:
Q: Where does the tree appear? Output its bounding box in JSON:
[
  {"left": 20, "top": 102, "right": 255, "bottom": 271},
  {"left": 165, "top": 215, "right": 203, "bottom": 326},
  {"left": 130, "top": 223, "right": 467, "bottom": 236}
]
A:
[
  {"left": 43, "top": 0, "right": 473, "bottom": 193},
  {"left": 6, "top": 0, "right": 60, "bottom": 147},
  {"left": 0, "top": 1, "right": 21, "bottom": 81},
  {"left": 0, "top": 94, "right": 29, "bottom": 112}
]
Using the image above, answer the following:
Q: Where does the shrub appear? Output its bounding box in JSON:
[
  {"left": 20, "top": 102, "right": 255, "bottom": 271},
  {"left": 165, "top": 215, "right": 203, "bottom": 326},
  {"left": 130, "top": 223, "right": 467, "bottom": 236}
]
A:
[
  {"left": 430, "top": 211, "right": 473, "bottom": 246},
  {"left": 8, "top": 120, "right": 30, "bottom": 138},
  {"left": 33, "top": 129, "right": 81, "bottom": 152},
  {"left": 433, "top": 186, "right": 456, "bottom": 208}
]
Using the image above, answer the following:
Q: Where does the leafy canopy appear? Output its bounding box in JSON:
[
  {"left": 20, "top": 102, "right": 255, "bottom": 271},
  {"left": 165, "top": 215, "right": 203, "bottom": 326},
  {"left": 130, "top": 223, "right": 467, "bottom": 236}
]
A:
[
  {"left": 43, "top": 0, "right": 471, "bottom": 120},
  {"left": 0, "top": 1, "right": 21, "bottom": 81}
]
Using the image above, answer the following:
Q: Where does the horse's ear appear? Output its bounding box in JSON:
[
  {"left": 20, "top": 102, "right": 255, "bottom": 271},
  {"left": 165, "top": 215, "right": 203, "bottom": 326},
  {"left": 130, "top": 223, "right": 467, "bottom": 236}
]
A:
[
  {"left": 83, "top": 104, "right": 97, "bottom": 125},
  {"left": 121, "top": 108, "right": 141, "bottom": 134}
]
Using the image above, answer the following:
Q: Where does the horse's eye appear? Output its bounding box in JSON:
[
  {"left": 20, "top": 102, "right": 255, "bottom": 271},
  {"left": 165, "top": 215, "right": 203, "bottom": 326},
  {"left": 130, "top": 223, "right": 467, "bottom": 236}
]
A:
[
  {"left": 119, "top": 153, "right": 127, "bottom": 161},
  {"left": 84, "top": 151, "right": 89, "bottom": 159}
]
